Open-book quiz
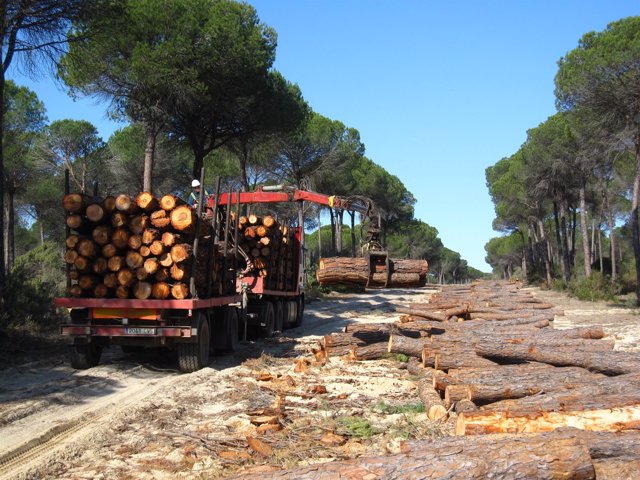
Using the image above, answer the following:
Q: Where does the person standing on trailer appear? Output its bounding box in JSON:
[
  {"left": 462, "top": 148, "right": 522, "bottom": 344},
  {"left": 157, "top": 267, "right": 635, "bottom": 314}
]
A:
[{"left": 188, "top": 179, "right": 213, "bottom": 217}]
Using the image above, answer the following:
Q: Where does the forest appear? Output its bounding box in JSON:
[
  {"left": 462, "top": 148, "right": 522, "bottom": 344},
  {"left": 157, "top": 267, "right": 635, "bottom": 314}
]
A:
[
  {"left": 0, "top": 0, "right": 484, "bottom": 329},
  {"left": 485, "top": 16, "right": 640, "bottom": 303}
]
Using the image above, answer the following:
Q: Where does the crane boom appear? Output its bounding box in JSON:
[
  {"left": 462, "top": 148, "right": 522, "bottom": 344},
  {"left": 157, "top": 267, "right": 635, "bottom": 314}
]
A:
[{"left": 208, "top": 185, "right": 388, "bottom": 287}]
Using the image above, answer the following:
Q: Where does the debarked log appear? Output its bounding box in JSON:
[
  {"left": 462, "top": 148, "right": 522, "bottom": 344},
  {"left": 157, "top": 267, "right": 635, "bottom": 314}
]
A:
[{"left": 457, "top": 405, "right": 640, "bottom": 435}]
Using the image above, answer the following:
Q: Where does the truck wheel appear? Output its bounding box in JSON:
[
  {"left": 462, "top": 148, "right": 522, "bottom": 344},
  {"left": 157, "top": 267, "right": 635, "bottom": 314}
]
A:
[
  {"left": 69, "top": 343, "right": 102, "bottom": 369},
  {"left": 294, "top": 295, "right": 305, "bottom": 327},
  {"left": 258, "top": 301, "right": 275, "bottom": 338},
  {"left": 213, "top": 307, "right": 240, "bottom": 353},
  {"left": 285, "top": 300, "right": 298, "bottom": 327},
  {"left": 177, "top": 312, "right": 210, "bottom": 373},
  {"left": 273, "top": 300, "right": 284, "bottom": 333}
]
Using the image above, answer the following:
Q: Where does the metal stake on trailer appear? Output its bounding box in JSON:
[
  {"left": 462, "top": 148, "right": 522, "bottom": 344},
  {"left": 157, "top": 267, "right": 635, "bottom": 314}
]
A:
[
  {"left": 222, "top": 187, "right": 232, "bottom": 294},
  {"left": 189, "top": 167, "right": 206, "bottom": 298},
  {"left": 64, "top": 169, "right": 71, "bottom": 290},
  {"left": 207, "top": 177, "right": 221, "bottom": 298}
]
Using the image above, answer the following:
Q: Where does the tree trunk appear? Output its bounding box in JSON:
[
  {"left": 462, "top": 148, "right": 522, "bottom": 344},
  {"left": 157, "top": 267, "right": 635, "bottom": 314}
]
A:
[
  {"left": 7, "top": 188, "right": 15, "bottom": 270},
  {"left": 579, "top": 186, "right": 591, "bottom": 277},
  {"left": 329, "top": 206, "right": 335, "bottom": 255},
  {"left": 317, "top": 208, "right": 322, "bottom": 258},
  {"left": 560, "top": 199, "right": 571, "bottom": 282},
  {"left": 608, "top": 213, "right": 617, "bottom": 282},
  {"left": 335, "top": 209, "right": 343, "bottom": 253},
  {"left": 590, "top": 217, "right": 596, "bottom": 265},
  {"left": 632, "top": 133, "right": 640, "bottom": 304},
  {"left": 571, "top": 206, "right": 577, "bottom": 266},
  {"left": 553, "top": 201, "right": 566, "bottom": 281},
  {"left": 0, "top": 70, "right": 6, "bottom": 306},
  {"left": 598, "top": 223, "right": 603, "bottom": 274},
  {"left": 538, "top": 220, "right": 553, "bottom": 285},
  {"left": 192, "top": 150, "right": 205, "bottom": 181}
]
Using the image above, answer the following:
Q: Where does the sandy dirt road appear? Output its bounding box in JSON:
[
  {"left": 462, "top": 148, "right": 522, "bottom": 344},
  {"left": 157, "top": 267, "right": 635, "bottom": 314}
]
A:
[
  {"left": 0, "top": 285, "right": 638, "bottom": 479},
  {"left": 0, "top": 288, "right": 435, "bottom": 479}
]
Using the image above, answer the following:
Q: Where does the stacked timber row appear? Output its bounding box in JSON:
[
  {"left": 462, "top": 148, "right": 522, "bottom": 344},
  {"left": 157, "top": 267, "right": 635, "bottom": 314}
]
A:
[
  {"left": 63, "top": 192, "right": 219, "bottom": 300},
  {"left": 316, "top": 257, "right": 429, "bottom": 288},
  {"left": 236, "top": 213, "right": 298, "bottom": 291},
  {"left": 314, "top": 281, "right": 640, "bottom": 440}
]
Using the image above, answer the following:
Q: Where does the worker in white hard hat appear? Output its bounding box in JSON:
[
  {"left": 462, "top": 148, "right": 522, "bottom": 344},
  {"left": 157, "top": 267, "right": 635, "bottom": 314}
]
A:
[{"left": 188, "top": 179, "right": 210, "bottom": 208}]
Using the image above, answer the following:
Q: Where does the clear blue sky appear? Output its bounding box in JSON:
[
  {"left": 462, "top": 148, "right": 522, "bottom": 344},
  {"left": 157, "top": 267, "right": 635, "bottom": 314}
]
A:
[{"left": 7, "top": 1, "right": 640, "bottom": 271}]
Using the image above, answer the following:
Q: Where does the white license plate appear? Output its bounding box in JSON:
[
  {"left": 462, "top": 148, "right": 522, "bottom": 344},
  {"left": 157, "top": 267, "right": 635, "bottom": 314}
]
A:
[{"left": 125, "top": 327, "right": 156, "bottom": 335}]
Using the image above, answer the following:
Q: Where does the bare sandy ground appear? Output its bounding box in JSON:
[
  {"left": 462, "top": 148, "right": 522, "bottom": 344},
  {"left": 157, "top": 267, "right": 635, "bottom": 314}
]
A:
[
  {"left": 0, "top": 285, "right": 637, "bottom": 479},
  {"left": 527, "top": 287, "right": 640, "bottom": 351}
]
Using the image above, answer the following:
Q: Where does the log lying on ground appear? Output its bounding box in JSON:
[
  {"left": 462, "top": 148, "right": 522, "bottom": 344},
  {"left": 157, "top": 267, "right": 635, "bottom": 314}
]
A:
[
  {"left": 594, "top": 458, "right": 640, "bottom": 480},
  {"left": 417, "top": 378, "right": 447, "bottom": 420},
  {"left": 433, "top": 364, "right": 605, "bottom": 404},
  {"left": 477, "top": 372, "right": 640, "bottom": 412},
  {"left": 437, "top": 333, "right": 614, "bottom": 352},
  {"left": 474, "top": 342, "right": 640, "bottom": 375},
  {"left": 457, "top": 405, "right": 640, "bottom": 435},
  {"left": 316, "top": 257, "right": 429, "bottom": 288},
  {"left": 231, "top": 430, "right": 595, "bottom": 480},
  {"left": 578, "top": 429, "right": 640, "bottom": 459},
  {"left": 387, "top": 335, "right": 498, "bottom": 370}
]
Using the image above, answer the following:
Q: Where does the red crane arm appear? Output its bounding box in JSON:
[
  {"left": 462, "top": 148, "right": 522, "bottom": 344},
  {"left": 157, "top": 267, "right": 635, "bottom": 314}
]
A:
[{"left": 208, "top": 189, "right": 364, "bottom": 213}]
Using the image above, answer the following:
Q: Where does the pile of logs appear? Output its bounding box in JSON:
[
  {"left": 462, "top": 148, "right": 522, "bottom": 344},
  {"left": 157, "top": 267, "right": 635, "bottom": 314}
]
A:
[
  {"left": 305, "top": 280, "right": 640, "bottom": 478},
  {"left": 235, "top": 429, "right": 640, "bottom": 479},
  {"left": 63, "top": 192, "right": 218, "bottom": 300},
  {"left": 316, "top": 257, "right": 429, "bottom": 288},
  {"left": 236, "top": 214, "right": 298, "bottom": 291}
]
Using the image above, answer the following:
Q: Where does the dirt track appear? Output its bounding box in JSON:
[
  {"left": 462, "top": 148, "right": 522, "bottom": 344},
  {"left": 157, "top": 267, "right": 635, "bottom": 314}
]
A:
[{"left": 0, "top": 285, "right": 638, "bottom": 479}]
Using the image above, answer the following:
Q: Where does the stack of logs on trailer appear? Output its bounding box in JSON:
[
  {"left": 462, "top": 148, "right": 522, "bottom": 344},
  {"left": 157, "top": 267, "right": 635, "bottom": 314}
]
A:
[
  {"left": 63, "top": 192, "right": 222, "bottom": 300},
  {"left": 235, "top": 213, "right": 298, "bottom": 291},
  {"left": 304, "top": 280, "right": 640, "bottom": 478}
]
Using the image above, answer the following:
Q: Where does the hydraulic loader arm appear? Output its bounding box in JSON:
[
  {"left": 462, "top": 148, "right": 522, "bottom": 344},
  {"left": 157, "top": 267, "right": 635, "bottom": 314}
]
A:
[{"left": 210, "top": 186, "right": 389, "bottom": 287}]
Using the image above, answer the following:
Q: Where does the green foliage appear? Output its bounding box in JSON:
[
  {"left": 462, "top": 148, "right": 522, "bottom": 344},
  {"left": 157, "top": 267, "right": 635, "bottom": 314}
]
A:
[
  {"left": 1, "top": 243, "right": 65, "bottom": 332},
  {"left": 485, "top": 233, "right": 525, "bottom": 276},
  {"left": 387, "top": 219, "right": 443, "bottom": 262},
  {"left": 43, "top": 119, "right": 108, "bottom": 194},
  {"left": 336, "top": 416, "right": 379, "bottom": 438},
  {"left": 567, "top": 271, "right": 621, "bottom": 301},
  {"left": 373, "top": 401, "right": 425, "bottom": 415},
  {"left": 395, "top": 353, "right": 410, "bottom": 363}
]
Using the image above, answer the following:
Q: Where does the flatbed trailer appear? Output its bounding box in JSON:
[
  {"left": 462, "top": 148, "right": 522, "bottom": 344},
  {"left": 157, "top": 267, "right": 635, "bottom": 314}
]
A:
[
  {"left": 57, "top": 172, "right": 307, "bottom": 372},
  {"left": 56, "top": 175, "right": 383, "bottom": 373}
]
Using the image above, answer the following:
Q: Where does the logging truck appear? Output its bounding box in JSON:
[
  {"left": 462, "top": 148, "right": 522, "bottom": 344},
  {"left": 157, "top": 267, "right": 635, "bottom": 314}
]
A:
[{"left": 55, "top": 175, "right": 387, "bottom": 372}]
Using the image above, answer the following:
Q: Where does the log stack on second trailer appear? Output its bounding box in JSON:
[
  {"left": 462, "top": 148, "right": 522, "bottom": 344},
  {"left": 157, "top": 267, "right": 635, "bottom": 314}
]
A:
[
  {"left": 63, "top": 192, "right": 222, "bottom": 300},
  {"left": 235, "top": 213, "right": 299, "bottom": 292}
]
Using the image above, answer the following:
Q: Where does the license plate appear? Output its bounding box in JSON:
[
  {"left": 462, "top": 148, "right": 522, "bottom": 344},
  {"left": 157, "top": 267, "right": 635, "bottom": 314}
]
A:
[{"left": 124, "top": 327, "right": 156, "bottom": 335}]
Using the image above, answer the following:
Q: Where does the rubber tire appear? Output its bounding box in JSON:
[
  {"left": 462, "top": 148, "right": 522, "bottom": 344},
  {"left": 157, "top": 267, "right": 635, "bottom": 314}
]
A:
[
  {"left": 69, "top": 343, "right": 102, "bottom": 369},
  {"left": 177, "top": 313, "right": 210, "bottom": 373},
  {"left": 273, "top": 300, "right": 284, "bottom": 333},
  {"left": 258, "top": 301, "right": 275, "bottom": 338},
  {"left": 285, "top": 300, "right": 298, "bottom": 327},
  {"left": 294, "top": 295, "right": 305, "bottom": 327},
  {"left": 214, "top": 307, "right": 239, "bottom": 353}
]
